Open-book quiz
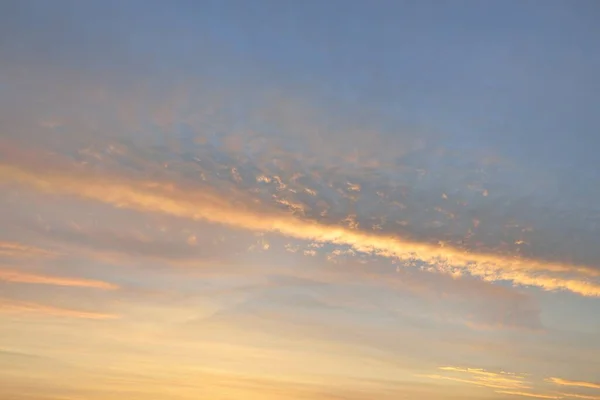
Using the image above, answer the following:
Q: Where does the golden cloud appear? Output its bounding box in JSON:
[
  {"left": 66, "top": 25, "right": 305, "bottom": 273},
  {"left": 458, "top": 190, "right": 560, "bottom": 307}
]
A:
[
  {"left": 547, "top": 377, "right": 600, "bottom": 390},
  {"left": 420, "top": 373, "right": 524, "bottom": 390},
  {"left": 428, "top": 365, "right": 531, "bottom": 392},
  {"left": 0, "top": 241, "right": 57, "bottom": 258},
  {"left": 2, "top": 163, "right": 600, "bottom": 296},
  {"left": 0, "top": 299, "right": 118, "bottom": 320},
  {"left": 0, "top": 268, "right": 118, "bottom": 290},
  {"left": 560, "top": 393, "right": 600, "bottom": 400},
  {"left": 495, "top": 390, "right": 561, "bottom": 399}
]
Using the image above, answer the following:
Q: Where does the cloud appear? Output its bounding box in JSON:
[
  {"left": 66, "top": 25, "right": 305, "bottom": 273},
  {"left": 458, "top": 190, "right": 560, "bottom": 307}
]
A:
[
  {"left": 0, "top": 232, "right": 545, "bottom": 333},
  {"left": 547, "top": 377, "right": 600, "bottom": 390},
  {"left": 0, "top": 268, "right": 118, "bottom": 290},
  {"left": 7, "top": 219, "right": 540, "bottom": 331},
  {"left": 423, "top": 366, "right": 530, "bottom": 391},
  {"left": 0, "top": 241, "right": 57, "bottom": 258},
  {"left": 0, "top": 3, "right": 598, "bottom": 400},
  {"left": 18, "top": 222, "right": 251, "bottom": 267},
  {"left": 169, "top": 273, "right": 532, "bottom": 374},
  {"left": 0, "top": 299, "right": 118, "bottom": 320},
  {"left": 419, "top": 365, "right": 590, "bottom": 400},
  {"left": 2, "top": 162, "right": 599, "bottom": 297},
  {"left": 385, "top": 268, "right": 543, "bottom": 330},
  {"left": 560, "top": 394, "right": 600, "bottom": 400},
  {"left": 421, "top": 374, "right": 523, "bottom": 390},
  {"left": 495, "top": 390, "right": 561, "bottom": 399},
  {"left": 438, "top": 366, "right": 529, "bottom": 387}
]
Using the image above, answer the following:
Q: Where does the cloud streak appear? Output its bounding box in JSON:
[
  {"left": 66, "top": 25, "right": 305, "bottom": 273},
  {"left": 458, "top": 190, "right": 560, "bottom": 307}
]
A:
[
  {"left": 421, "top": 374, "right": 524, "bottom": 390},
  {"left": 495, "top": 390, "right": 560, "bottom": 399},
  {"left": 0, "top": 2, "right": 599, "bottom": 399},
  {"left": 0, "top": 299, "right": 118, "bottom": 320},
  {"left": 438, "top": 366, "right": 529, "bottom": 389},
  {"left": 424, "top": 365, "right": 531, "bottom": 391},
  {"left": 2, "top": 162, "right": 600, "bottom": 297},
  {"left": 560, "top": 394, "right": 600, "bottom": 400},
  {"left": 0, "top": 241, "right": 57, "bottom": 258},
  {"left": 547, "top": 378, "right": 600, "bottom": 390},
  {"left": 0, "top": 268, "right": 118, "bottom": 290}
]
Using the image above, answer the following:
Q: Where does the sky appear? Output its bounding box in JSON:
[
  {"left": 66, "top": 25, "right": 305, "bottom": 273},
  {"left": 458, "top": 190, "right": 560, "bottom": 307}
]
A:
[{"left": 1, "top": 1, "right": 600, "bottom": 399}]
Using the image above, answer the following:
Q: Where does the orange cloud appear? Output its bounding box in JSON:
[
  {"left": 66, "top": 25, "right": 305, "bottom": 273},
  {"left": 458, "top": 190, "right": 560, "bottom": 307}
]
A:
[
  {"left": 2, "top": 163, "right": 600, "bottom": 296},
  {"left": 0, "top": 269, "right": 118, "bottom": 290},
  {"left": 560, "top": 394, "right": 600, "bottom": 400},
  {"left": 496, "top": 390, "right": 561, "bottom": 399},
  {"left": 547, "top": 377, "right": 600, "bottom": 390},
  {"left": 420, "top": 374, "right": 524, "bottom": 390},
  {"left": 439, "top": 366, "right": 525, "bottom": 383},
  {"left": 0, "top": 241, "right": 57, "bottom": 258},
  {"left": 0, "top": 299, "right": 118, "bottom": 320},
  {"left": 437, "top": 366, "right": 529, "bottom": 388},
  {"left": 439, "top": 366, "right": 525, "bottom": 378}
]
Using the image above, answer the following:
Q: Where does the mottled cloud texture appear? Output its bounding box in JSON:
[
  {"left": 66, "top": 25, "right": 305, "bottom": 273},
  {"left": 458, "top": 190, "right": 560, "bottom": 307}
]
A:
[{"left": 1, "top": 1, "right": 599, "bottom": 399}]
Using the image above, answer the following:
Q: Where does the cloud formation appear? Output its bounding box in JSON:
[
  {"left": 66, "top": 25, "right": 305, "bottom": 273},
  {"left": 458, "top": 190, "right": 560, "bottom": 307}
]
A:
[
  {"left": 423, "top": 366, "right": 600, "bottom": 400},
  {"left": 0, "top": 241, "right": 57, "bottom": 258},
  {"left": 560, "top": 394, "right": 600, "bottom": 400},
  {"left": 496, "top": 390, "right": 560, "bottom": 399},
  {"left": 0, "top": 299, "right": 117, "bottom": 320},
  {"left": 423, "top": 366, "right": 530, "bottom": 391},
  {"left": 547, "top": 378, "right": 600, "bottom": 390},
  {"left": 2, "top": 162, "right": 599, "bottom": 297},
  {"left": 0, "top": 268, "right": 118, "bottom": 290},
  {"left": 0, "top": 2, "right": 599, "bottom": 398}
]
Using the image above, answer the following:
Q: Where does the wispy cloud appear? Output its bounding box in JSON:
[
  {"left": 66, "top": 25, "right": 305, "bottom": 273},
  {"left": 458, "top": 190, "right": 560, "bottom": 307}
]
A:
[
  {"left": 421, "top": 373, "right": 524, "bottom": 390},
  {"left": 547, "top": 377, "right": 600, "bottom": 390},
  {"left": 0, "top": 268, "right": 118, "bottom": 290},
  {"left": 0, "top": 2, "right": 599, "bottom": 399},
  {"left": 2, "top": 162, "right": 599, "bottom": 297},
  {"left": 0, "top": 299, "right": 118, "bottom": 320},
  {"left": 495, "top": 390, "right": 561, "bottom": 399},
  {"left": 560, "top": 394, "right": 600, "bottom": 400},
  {"left": 423, "top": 365, "right": 530, "bottom": 391},
  {"left": 438, "top": 366, "right": 529, "bottom": 388},
  {"left": 0, "top": 241, "right": 57, "bottom": 258}
]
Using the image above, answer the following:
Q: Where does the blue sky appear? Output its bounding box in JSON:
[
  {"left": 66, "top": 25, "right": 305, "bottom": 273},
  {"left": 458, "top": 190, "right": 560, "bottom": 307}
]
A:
[{"left": 1, "top": 1, "right": 600, "bottom": 399}]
